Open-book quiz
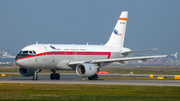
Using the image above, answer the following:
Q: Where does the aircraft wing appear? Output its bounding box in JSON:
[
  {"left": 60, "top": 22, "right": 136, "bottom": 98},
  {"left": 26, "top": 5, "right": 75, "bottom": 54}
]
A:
[
  {"left": 3, "top": 52, "right": 16, "bottom": 58},
  {"left": 68, "top": 52, "right": 178, "bottom": 65}
]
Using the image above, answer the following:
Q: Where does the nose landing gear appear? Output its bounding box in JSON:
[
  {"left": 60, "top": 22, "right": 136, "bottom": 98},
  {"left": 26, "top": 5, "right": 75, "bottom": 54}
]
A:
[{"left": 33, "top": 69, "right": 41, "bottom": 80}]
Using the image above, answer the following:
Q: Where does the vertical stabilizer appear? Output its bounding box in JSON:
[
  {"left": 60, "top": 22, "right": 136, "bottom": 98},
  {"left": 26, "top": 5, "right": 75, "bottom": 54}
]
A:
[{"left": 105, "top": 11, "right": 128, "bottom": 47}]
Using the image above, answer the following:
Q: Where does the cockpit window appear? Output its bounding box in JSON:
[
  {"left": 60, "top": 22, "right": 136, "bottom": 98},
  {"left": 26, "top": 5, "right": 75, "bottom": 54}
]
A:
[
  {"left": 29, "top": 51, "right": 33, "bottom": 54},
  {"left": 22, "top": 51, "right": 28, "bottom": 54},
  {"left": 19, "top": 50, "right": 36, "bottom": 55},
  {"left": 19, "top": 51, "right": 22, "bottom": 54},
  {"left": 33, "top": 51, "right": 36, "bottom": 54}
]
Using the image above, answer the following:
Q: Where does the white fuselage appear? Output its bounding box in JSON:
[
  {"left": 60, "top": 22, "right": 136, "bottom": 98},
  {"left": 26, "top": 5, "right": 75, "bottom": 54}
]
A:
[
  {"left": 15, "top": 44, "right": 131, "bottom": 70},
  {"left": 15, "top": 11, "right": 130, "bottom": 72}
]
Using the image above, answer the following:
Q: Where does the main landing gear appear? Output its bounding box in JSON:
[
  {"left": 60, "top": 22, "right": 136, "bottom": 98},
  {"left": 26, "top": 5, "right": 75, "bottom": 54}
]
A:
[
  {"left": 88, "top": 74, "right": 98, "bottom": 80},
  {"left": 33, "top": 69, "right": 41, "bottom": 80},
  {"left": 88, "top": 68, "right": 100, "bottom": 80},
  {"left": 50, "top": 69, "right": 60, "bottom": 80}
]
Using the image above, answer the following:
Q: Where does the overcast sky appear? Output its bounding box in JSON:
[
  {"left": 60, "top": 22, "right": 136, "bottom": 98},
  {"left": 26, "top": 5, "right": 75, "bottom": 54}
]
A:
[{"left": 0, "top": 0, "right": 179, "bottom": 56}]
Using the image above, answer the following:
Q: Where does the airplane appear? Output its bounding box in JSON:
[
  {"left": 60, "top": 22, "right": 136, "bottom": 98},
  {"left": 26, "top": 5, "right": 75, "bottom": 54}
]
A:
[
  {"left": 3, "top": 52, "right": 16, "bottom": 58},
  {"left": 4, "top": 11, "right": 178, "bottom": 80}
]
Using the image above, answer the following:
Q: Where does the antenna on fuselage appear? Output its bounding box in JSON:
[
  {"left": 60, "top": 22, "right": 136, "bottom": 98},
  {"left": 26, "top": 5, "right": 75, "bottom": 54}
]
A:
[
  {"left": 36, "top": 41, "right": 38, "bottom": 45},
  {"left": 87, "top": 42, "right": 89, "bottom": 45}
]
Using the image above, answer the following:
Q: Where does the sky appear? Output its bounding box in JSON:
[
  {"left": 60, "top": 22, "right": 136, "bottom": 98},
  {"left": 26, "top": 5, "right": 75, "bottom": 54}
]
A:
[{"left": 0, "top": 0, "right": 180, "bottom": 56}]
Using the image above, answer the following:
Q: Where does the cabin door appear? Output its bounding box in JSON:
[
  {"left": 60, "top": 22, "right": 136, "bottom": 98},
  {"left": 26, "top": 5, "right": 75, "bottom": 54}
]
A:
[
  {"left": 110, "top": 48, "right": 116, "bottom": 58},
  {"left": 40, "top": 47, "right": 47, "bottom": 59}
]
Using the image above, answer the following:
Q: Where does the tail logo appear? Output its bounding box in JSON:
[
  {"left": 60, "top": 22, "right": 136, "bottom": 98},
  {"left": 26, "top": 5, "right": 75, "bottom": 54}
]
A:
[
  {"left": 114, "top": 29, "right": 122, "bottom": 36},
  {"left": 50, "top": 45, "right": 61, "bottom": 50}
]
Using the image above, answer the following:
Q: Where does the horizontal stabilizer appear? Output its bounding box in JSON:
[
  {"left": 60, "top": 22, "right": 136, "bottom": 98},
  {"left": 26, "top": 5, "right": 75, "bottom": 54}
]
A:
[
  {"left": 121, "top": 48, "right": 158, "bottom": 54},
  {"left": 168, "top": 52, "right": 178, "bottom": 58}
]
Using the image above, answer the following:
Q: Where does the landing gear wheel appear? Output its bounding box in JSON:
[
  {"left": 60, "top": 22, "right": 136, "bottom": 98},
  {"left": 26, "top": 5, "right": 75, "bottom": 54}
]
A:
[
  {"left": 50, "top": 73, "right": 55, "bottom": 80},
  {"left": 55, "top": 73, "right": 60, "bottom": 80},
  {"left": 88, "top": 77, "right": 93, "bottom": 80},
  {"left": 88, "top": 74, "right": 98, "bottom": 80},
  {"left": 50, "top": 73, "right": 60, "bottom": 80},
  {"left": 93, "top": 74, "right": 98, "bottom": 80}
]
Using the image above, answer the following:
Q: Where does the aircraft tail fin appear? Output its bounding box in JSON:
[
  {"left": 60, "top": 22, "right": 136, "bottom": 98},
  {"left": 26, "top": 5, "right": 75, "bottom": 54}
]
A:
[
  {"left": 105, "top": 11, "right": 128, "bottom": 47},
  {"left": 168, "top": 52, "right": 178, "bottom": 58}
]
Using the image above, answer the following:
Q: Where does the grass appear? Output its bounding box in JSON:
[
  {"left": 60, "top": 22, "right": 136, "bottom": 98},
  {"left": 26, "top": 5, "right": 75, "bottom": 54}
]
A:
[
  {"left": 0, "top": 67, "right": 18, "bottom": 73},
  {"left": 104, "top": 69, "right": 180, "bottom": 75},
  {"left": 0, "top": 74, "right": 20, "bottom": 77},
  {"left": 0, "top": 83, "right": 180, "bottom": 101},
  {"left": 99, "top": 77, "right": 176, "bottom": 80}
]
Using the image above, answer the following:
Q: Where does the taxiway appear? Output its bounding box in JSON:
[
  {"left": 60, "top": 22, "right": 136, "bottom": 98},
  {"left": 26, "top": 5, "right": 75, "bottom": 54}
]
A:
[{"left": 0, "top": 73, "right": 179, "bottom": 86}]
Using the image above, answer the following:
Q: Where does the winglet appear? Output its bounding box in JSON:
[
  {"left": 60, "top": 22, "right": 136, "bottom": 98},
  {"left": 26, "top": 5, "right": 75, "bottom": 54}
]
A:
[
  {"left": 168, "top": 52, "right": 178, "bottom": 58},
  {"left": 151, "top": 48, "right": 158, "bottom": 51}
]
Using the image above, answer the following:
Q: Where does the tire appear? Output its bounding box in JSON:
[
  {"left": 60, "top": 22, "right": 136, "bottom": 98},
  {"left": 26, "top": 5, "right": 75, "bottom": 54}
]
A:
[
  {"left": 55, "top": 73, "right": 60, "bottom": 80},
  {"left": 88, "top": 77, "right": 93, "bottom": 80},
  {"left": 50, "top": 73, "right": 55, "bottom": 80},
  {"left": 93, "top": 74, "right": 98, "bottom": 80}
]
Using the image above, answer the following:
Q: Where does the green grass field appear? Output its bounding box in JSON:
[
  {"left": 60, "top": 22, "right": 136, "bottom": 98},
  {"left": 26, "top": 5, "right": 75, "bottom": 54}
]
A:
[
  {"left": 103, "top": 69, "right": 180, "bottom": 75},
  {"left": 0, "top": 83, "right": 180, "bottom": 101},
  {"left": 99, "top": 77, "right": 176, "bottom": 80}
]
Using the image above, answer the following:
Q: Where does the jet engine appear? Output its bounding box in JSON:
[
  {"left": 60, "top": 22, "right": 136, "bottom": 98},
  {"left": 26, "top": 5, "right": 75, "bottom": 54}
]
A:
[
  {"left": 18, "top": 68, "right": 34, "bottom": 76},
  {"left": 76, "top": 63, "right": 97, "bottom": 77}
]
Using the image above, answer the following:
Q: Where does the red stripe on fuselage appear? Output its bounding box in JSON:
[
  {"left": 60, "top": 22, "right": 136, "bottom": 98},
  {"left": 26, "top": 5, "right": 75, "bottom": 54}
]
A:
[{"left": 15, "top": 51, "right": 111, "bottom": 61}]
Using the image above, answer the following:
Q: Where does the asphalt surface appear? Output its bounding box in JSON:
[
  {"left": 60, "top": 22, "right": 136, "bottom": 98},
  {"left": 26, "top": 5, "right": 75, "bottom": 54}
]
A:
[{"left": 0, "top": 73, "right": 180, "bottom": 86}]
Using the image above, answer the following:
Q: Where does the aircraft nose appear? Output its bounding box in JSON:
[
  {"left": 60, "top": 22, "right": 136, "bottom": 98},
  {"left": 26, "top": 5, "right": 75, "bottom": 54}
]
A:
[
  {"left": 15, "top": 54, "right": 23, "bottom": 61},
  {"left": 15, "top": 58, "right": 24, "bottom": 66},
  {"left": 15, "top": 54, "right": 30, "bottom": 66},
  {"left": 15, "top": 54, "right": 30, "bottom": 61}
]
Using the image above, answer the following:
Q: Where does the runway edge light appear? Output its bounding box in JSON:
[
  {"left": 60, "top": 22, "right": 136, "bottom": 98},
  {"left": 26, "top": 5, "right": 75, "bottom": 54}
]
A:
[
  {"left": 149, "top": 75, "right": 153, "bottom": 78},
  {"left": 157, "top": 77, "right": 163, "bottom": 79},
  {"left": 1, "top": 74, "right": 5, "bottom": 77}
]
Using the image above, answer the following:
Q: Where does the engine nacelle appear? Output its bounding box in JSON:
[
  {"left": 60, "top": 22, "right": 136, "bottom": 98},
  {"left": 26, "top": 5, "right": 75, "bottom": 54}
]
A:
[
  {"left": 76, "top": 63, "right": 97, "bottom": 77},
  {"left": 18, "top": 68, "right": 34, "bottom": 76}
]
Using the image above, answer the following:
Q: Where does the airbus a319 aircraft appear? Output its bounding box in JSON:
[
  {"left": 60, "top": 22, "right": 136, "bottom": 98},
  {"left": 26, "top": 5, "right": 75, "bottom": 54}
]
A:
[{"left": 4, "top": 11, "right": 177, "bottom": 80}]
